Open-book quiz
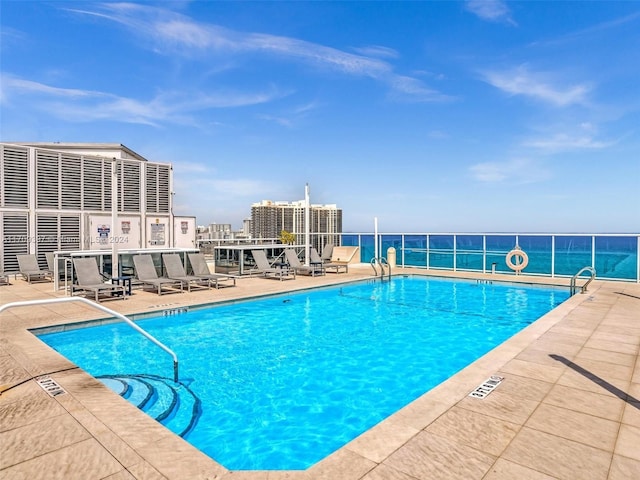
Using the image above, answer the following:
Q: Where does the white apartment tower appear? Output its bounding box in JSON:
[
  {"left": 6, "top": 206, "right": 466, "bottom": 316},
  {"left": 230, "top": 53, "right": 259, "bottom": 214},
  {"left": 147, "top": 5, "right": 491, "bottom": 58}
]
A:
[{"left": 250, "top": 200, "right": 342, "bottom": 250}]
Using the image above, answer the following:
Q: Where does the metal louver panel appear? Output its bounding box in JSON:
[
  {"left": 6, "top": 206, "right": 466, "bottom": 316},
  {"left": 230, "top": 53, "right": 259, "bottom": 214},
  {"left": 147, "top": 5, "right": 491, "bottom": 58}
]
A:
[
  {"left": 36, "top": 215, "right": 59, "bottom": 267},
  {"left": 146, "top": 164, "right": 158, "bottom": 212},
  {"left": 61, "top": 154, "right": 82, "bottom": 210},
  {"left": 36, "top": 150, "right": 60, "bottom": 209},
  {"left": 60, "top": 216, "right": 80, "bottom": 250},
  {"left": 121, "top": 161, "right": 141, "bottom": 212},
  {"left": 2, "top": 214, "right": 28, "bottom": 272},
  {"left": 158, "top": 165, "right": 170, "bottom": 213},
  {"left": 83, "top": 157, "right": 104, "bottom": 211},
  {"left": 35, "top": 214, "right": 80, "bottom": 265},
  {"left": 103, "top": 161, "right": 112, "bottom": 211},
  {"left": 1, "top": 146, "right": 29, "bottom": 207}
]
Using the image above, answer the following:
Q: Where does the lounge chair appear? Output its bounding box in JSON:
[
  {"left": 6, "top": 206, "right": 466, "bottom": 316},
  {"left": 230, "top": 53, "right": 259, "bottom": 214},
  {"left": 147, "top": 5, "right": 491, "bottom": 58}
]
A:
[
  {"left": 162, "top": 254, "right": 210, "bottom": 292},
  {"left": 16, "top": 254, "right": 54, "bottom": 283},
  {"left": 284, "top": 249, "right": 325, "bottom": 277},
  {"left": 132, "top": 254, "right": 184, "bottom": 295},
  {"left": 72, "top": 257, "right": 126, "bottom": 302},
  {"left": 310, "top": 247, "right": 348, "bottom": 274},
  {"left": 250, "top": 250, "right": 295, "bottom": 281},
  {"left": 0, "top": 272, "right": 10, "bottom": 286},
  {"left": 187, "top": 253, "right": 237, "bottom": 289},
  {"left": 320, "top": 244, "right": 334, "bottom": 263}
]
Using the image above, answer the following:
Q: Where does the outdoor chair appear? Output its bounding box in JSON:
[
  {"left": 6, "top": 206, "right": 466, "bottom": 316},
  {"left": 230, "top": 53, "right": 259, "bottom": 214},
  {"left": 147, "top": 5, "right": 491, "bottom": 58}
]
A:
[
  {"left": 16, "top": 254, "right": 54, "bottom": 283},
  {"left": 72, "top": 257, "right": 126, "bottom": 302},
  {"left": 250, "top": 250, "right": 295, "bottom": 281},
  {"left": 310, "top": 247, "right": 348, "bottom": 274},
  {"left": 320, "top": 244, "right": 334, "bottom": 263},
  {"left": 284, "top": 249, "right": 325, "bottom": 277},
  {"left": 162, "top": 254, "right": 210, "bottom": 292},
  {"left": 132, "top": 254, "right": 184, "bottom": 295},
  {"left": 187, "top": 253, "right": 237, "bottom": 288}
]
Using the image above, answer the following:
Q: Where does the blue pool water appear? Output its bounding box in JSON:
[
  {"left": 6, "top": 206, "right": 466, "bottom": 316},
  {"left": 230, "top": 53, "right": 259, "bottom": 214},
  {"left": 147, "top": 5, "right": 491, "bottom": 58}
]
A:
[{"left": 38, "top": 276, "right": 568, "bottom": 470}]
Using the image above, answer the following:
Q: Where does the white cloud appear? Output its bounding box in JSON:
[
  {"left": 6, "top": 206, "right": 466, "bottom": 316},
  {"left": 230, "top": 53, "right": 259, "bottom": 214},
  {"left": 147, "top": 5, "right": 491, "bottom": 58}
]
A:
[
  {"left": 1, "top": 74, "right": 280, "bottom": 126},
  {"left": 66, "top": 3, "right": 447, "bottom": 103},
  {"left": 524, "top": 133, "right": 613, "bottom": 152},
  {"left": 465, "top": 0, "right": 516, "bottom": 26},
  {"left": 482, "top": 65, "right": 591, "bottom": 106},
  {"left": 470, "top": 158, "right": 549, "bottom": 183}
]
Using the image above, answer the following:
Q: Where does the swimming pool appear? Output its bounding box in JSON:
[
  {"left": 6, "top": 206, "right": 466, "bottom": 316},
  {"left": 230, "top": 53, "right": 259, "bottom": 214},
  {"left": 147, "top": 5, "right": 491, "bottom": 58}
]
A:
[{"left": 38, "top": 276, "right": 568, "bottom": 470}]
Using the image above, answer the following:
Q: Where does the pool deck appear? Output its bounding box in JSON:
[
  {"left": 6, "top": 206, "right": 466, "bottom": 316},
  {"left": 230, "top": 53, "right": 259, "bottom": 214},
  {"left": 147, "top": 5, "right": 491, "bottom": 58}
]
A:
[{"left": 1, "top": 266, "right": 639, "bottom": 480}]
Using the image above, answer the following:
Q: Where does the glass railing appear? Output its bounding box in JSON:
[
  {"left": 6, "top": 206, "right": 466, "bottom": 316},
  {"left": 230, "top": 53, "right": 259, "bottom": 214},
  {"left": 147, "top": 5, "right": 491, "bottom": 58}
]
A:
[{"left": 334, "top": 233, "right": 639, "bottom": 282}]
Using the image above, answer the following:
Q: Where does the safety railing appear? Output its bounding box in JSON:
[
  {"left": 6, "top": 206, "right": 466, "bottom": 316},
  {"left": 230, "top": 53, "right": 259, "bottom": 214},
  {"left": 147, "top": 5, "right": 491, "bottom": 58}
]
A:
[
  {"left": 570, "top": 267, "right": 596, "bottom": 296},
  {"left": 0, "top": 297, "right": 179, "bottom": 382}
]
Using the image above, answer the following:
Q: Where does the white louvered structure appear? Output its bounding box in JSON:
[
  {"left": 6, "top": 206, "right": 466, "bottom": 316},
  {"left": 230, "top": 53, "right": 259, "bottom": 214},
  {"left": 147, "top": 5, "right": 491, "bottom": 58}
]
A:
[{"left": 0, "top": 143, "right": 193, "bottom": 273}]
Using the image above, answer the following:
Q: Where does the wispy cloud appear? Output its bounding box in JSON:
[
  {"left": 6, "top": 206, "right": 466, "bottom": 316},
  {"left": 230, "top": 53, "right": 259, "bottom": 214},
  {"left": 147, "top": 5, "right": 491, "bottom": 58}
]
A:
[
  {"left": 1, "top": 74, "right": 280, "bottom": 126},
  {"left": 66, "top": 3, "right": 447, "bottom": 102},
  {"left": 531, "top": 11, "right": 640, "bottom": 47},
  {"left": 465, "top": 0, "right": 516, "bottom": 26},
  {"left": 470, "top": 158, "right": 549, "bottom": 183},
  {"left": 524, "top": 133, "right": 614, "bottom": 152},
  {"left": 482, "top": 65, "right": 591, "bottom": 106}
]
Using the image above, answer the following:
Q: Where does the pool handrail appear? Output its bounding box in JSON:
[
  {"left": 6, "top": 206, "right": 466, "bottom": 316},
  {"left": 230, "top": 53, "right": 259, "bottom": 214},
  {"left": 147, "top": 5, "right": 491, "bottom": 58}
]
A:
[
  {"left": 570, "top": 266, "right": 596, "bottom": 296},
  {"left": 0, "top": 297, "right": 179, "bottom": 382}
]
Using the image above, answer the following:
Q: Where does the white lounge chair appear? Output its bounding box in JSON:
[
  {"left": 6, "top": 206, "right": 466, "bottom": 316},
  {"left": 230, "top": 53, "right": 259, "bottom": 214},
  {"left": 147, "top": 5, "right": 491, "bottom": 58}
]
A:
[
  {"left": 162, "top": 254, "right": 210, "bottom": 292},
  {"left": 310, "top": 247, "right": 348, "bottom": 274},
  {"left": 284, "top": 249, "right": 325, "bottom": 277},
  {"left": 72, "top": 258, "right": 126, "bottom": 302},
  {"left": 132, "top": 255, "right": 184, "bottom": 295},
  {"left": 187, "top": 253, "right": 237, "bottom": 288},
  {"left": 250, "top": 250, "right": 295, "bottom": 281},
  {"left": 17, "top": 254, "right": 54, "bottom": 283}
]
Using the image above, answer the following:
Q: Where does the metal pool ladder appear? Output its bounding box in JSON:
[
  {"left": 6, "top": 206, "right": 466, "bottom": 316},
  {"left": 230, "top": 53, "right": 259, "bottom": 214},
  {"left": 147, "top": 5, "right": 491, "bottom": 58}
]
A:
[
  {"left": 370, "top": 257, "right": 391, "bottom": 281},
  {"left": 0, "top": 297, "right": 180, "bottom": 382},
  {"left": 570, "top": 266, "right": 596, "bottom": 296}
]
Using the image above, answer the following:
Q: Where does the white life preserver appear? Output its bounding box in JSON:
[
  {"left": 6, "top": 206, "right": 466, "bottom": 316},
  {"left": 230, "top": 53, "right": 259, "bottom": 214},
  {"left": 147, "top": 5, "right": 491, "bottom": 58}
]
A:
[{"left": 506, "top": 248, "right": 528, "bottom": 273}]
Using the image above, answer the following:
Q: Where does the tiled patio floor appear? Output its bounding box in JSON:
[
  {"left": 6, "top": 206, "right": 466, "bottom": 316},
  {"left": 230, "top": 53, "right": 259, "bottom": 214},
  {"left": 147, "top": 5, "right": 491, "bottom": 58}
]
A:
[{"left": 1, "top": 267, "right": 639, "bottom": 479}]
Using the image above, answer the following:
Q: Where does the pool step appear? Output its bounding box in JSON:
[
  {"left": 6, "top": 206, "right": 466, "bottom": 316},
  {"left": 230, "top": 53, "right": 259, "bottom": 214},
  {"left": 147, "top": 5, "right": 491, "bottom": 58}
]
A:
[{"left": 98, "top": 373, "right": 201, "bottom": 437}]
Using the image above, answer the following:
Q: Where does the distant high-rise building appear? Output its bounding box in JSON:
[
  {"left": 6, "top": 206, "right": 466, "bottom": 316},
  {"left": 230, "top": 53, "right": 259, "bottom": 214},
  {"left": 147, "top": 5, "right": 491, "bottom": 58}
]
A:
[{"left": 250, "top": 200, "right": 342, "bottom": 250}]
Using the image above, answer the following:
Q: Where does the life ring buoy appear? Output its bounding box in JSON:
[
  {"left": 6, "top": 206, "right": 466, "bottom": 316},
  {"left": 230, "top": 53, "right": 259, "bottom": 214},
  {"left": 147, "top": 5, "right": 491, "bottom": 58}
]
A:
[{"left": 506, "top": 248, "right": 528, "bottom": 273}]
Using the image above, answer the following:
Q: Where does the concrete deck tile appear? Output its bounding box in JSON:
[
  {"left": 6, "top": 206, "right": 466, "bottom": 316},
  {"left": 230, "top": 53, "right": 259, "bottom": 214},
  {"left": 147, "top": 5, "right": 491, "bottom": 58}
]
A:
[
  {"left": 483, "top": 458, "right": 557, "bottom": 479},
  {"left": 614, "top": 424, "right": 640, "bottom": 462},
  {"left": 456, "top": 388, "right": 540, "bottom": 425},
  {"left": 383, "top": 430, "right": 496, "bottom": 480},
  {"left": 481, "top": 374, "right": 553, "bottom": 403},
  {"left": 306, "top": 446, "right": 376, "bottom": 480},
  {"left": 0, "top": 382, "right": 68, "bottom": 432},
  {"left": 134, "top": 435, "right": 228, "bottom": 480},
  {"left": 607, "top": 454, "right": 640, "bottom": 480},
  {"left": 104, "top": 470, "right": 137, "bottom": 480},
  {"left": 125, "top": 461, "right": 169, "bottom": 480},
  {"left": 498, "top": 358, "right": 565, "bottom": 384},
  {"left": 525, "top": 403, "right": 619, "bottom": 451},
  {"left": 555, "top": 368, "right": 631, "bottom": 398},
  {"left": 1, "top": 413, "right": 91, "bottom": 470},
  {"left": 575, "top": 347, "right": 637, "bottom": 368},
  {"left": 564, "top": 357, "right": 635, "bottom": 382},
  {"left": 0, "top": 438, "right": 123, "bottom": 480},
  {"left": 583, "top": 338, "right": 638, "bottom": 356},
  {"left": 424, "top": 405, "right": 520, "bottom": 456},
  {"left": 502, "top": 427, "right": 611, "bottom": 480},
  {"left": 543, "top": 384, "right": 625, "bottom": 422},
  {"left": 345, "top": 416, "right": 419, "bottom": 463},
  {"left": 360, "top": 463, "right": 421, "bottom": 480}
]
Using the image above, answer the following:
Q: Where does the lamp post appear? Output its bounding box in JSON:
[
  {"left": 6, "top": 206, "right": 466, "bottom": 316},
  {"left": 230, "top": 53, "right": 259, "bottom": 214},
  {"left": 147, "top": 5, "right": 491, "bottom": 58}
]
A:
[
  {"left": 304, "top": 183, "right": 310, "bottom": 266},
  {"left": 111, "top": 158, "right": 119, "bottom": 279}
]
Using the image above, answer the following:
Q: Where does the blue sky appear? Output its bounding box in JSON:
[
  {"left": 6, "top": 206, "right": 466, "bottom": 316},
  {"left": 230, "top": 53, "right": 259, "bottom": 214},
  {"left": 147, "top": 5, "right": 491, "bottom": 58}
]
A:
[{"left": 1, "top": 1, "right": 639, "bottom": 233}]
